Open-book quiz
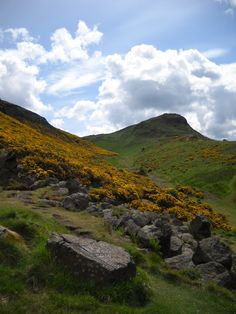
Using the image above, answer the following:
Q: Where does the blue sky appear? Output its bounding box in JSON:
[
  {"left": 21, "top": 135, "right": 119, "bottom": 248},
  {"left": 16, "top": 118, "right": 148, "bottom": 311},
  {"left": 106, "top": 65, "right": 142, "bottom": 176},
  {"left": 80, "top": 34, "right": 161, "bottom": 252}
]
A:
[{"left": 0, "top": 0, "right": 236, "bottom": 139}]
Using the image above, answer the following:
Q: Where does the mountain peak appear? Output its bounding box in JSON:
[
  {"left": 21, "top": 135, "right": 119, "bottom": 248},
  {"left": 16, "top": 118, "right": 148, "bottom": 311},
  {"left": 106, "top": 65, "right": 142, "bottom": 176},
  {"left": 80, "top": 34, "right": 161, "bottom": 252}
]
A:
[{"left": 153, "top": 113, "right": 188, "bottom": 126}]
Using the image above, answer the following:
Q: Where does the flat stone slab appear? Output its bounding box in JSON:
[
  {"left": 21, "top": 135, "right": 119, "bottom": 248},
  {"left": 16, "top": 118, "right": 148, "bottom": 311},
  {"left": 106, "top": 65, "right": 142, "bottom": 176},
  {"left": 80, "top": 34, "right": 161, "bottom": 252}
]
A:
[{"left": 47, "top": 233, "right": 136, "bottom": 283}]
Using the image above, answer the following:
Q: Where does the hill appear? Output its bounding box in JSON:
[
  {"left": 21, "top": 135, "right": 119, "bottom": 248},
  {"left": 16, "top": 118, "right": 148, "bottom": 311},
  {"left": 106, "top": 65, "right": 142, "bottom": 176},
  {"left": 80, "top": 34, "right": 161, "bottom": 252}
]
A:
[
  {"left": 0, "top": 102, "right": 236, "bottom": 313},
  {"left": 86, "top": 114, "right": 236, "bottom": 198}
]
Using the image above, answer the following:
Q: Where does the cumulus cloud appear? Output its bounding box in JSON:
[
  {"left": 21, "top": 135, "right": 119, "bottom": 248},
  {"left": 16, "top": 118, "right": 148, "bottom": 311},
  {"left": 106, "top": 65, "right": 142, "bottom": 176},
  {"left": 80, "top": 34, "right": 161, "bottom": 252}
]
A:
[
  {"left": 0, "top": 21, "right": 236, "bottom": 140},
  {"left": 57, "top": 44, "right": 236, "bottom": 139},
  {"left": 0, "top": 21, "right": 103, "bottom": 113}
]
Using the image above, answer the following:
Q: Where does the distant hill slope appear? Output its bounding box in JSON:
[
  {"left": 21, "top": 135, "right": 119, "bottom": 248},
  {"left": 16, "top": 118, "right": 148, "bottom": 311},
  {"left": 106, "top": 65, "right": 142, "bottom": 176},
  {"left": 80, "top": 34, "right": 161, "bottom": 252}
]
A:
[
  {"left": 0, "top": 101, "right": 231, "bottom": 229},
  {"left": 86, "top": 114, "right": 236, "bottom": 198}
]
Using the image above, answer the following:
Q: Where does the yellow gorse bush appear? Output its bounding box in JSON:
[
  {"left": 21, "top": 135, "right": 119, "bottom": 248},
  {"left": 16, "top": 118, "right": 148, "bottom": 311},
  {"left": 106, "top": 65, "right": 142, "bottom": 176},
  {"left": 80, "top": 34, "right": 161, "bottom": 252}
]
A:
[{"left": 0, "top": 112, "right": 231, "bottom": 230}]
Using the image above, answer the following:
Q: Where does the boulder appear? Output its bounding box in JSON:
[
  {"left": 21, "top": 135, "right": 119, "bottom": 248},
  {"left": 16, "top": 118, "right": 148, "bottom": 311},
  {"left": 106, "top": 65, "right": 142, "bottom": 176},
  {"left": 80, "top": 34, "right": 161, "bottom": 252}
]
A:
[
  {"left": 65, "top": 178, "right": 87, "bottom": 194},
  {"left": 165, "top": 249, "right": 194, "bottom": 270},
  {"left": 30, "top": 178, "right": 58, "bottom": 190},
  {"left": 190, "top": 215, "right": 211, "bottom": 240},
  {"left": 168, "top": 235, "right": 183, "bottom": 257},
  {"left": 62, "top": 193, "right": 89, "bottom": 211},
  {"left": 180, "top": 233, "right": 198, "bottom": 252},
  {"left": 193, "top": 237, "right": 232, "bottom": 269},
  {"left": 131, "top": 212, "right": 151, "bottom": 227},
  {"left": 196, "top": 261, "right": 232, "bottom": 287},
  {"left": 57, "top": 187, "right": 69, "bottom": 196},
  {"left": 47, "top": 233, "right": 136, "bottom": 283},
  {"left": 125, "top": 220, "right": 141, "bottom": 238},
  {"left": 137, "top": 220, "right": 172, "bottom": 255},
  {"left": 103, "top": 209, "right": 119, "bottom": 228},
  {"left": 116, "top": 212, "right": 133, "bottom": 228}
]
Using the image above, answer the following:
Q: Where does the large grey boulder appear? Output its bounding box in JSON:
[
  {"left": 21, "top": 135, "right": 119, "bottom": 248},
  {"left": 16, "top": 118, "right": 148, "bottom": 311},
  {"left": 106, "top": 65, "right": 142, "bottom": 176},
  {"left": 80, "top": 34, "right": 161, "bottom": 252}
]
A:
[
  {"left": 62, "top": 192, "right": 89, "bottom": 211},
  {"left": 190, "top": 215, "right": 211, "bottom": 240},
  {"left": 196, "top": 261, "right": 232, "bottom": 287},
  {"left": 193, "top": 237, "right": 232, "bottom": 269},
  {"left": 47, "top": 234, "right": 136, "bottom": 283}
]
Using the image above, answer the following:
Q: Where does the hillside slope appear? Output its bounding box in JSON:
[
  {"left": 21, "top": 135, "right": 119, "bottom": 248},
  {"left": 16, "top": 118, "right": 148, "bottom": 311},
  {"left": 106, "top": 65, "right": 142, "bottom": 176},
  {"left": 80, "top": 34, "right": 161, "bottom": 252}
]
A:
[
  {"left": 0, "top": 101, "right": 231, "bottom": 229},
  {"left": 86, "top": 113, "right": 236, "bottom": 198}
]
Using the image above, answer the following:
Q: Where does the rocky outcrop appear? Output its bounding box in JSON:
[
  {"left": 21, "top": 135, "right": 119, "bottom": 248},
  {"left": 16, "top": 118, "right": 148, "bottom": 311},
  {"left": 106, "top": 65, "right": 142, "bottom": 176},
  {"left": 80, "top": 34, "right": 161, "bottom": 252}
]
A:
[
  {"left": 62, "top": 192, "right": 89, "bottom": 211},
  {"left": 47, "top": 233, "right": 136, "bottom": 283}
]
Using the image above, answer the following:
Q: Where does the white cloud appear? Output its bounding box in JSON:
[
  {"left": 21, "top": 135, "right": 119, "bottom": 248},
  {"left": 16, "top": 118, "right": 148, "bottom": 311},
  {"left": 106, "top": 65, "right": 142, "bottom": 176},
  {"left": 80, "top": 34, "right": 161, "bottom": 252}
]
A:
[
  {"left": 0, "top": 27, "right": 34, "bottom": 42},
  {"left": 203, "top": 48, "right": 228, "bottom": 59},
  {"left": 57, "top": 44, "right": 236, "bottom": 139},
  {"left": 50, "top": 118, "right": 64, "bottom": 129},
  {"left": 0, "top": 22, "right": 236, "bottom": 140},
  {"left": 41, "top": 20, "right": 103, "bottom": 63}
]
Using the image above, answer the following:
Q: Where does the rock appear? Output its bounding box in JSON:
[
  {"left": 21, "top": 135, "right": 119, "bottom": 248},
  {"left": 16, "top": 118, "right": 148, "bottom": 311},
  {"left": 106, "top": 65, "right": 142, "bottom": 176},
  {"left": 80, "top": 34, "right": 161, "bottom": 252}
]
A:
[
  {"left": 165, "top": 249, "right": 194, "bottom": 270},
  {"left": 193, "top": 237, "right": 232, "bottom": 269},
  {"left": 30, "top": 179, "right": 58, "bottom": 190},
  {"left": 62, "top": 193, "right": 89, "bottom": 211},
  {"left": 86, "top": 204, "right": 102, "bottom": 215},
  {"left": 65, "top": 178, "right": 87, "bottom": 194},
  {"left": 125, "top": 220, "right": 141, "bottom": 238},
  {"left": 47, "top": 233, "right": 136, "bottom": 283},
  {"left": 40, "top": 199, "right": 60, "bottom": 207},
  {"left": 190, "top": 215, "right": 211, "bottom": 240},
  {"left": 131, "top": 212, "right": 151, "bottom": 227},
  {"left": 100, "top": 202, "right": 112, "bottom": 209},
  {"left": 181, "top": 233, "right": 198, "bottom": 252},
  {"left": 103, "top": 209, "right": 119, "bottom": 228},
  {"left": 137, "top": 220, "right": 172, "bottom": 255},
  {"left": 57, "top": 187, "right": 69, "bottom": 196},
  {"left": 168, "top": 235, "right": 183, "bottom": 257},
  {"left": 178, "top": 225, "right": 189, "bottom": 233},
  {"left": 196, "top": 261, "right": 232, "bottom": 287},
  {"left": 116, "top": 213, "right": 133, "bottom": 228}
]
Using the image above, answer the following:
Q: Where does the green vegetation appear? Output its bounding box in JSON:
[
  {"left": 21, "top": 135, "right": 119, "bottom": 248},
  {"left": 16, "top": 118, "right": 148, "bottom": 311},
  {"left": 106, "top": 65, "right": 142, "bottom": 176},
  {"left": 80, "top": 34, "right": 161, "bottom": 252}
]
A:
[
  {"left": 86, "top": 115, "right": 236, "bottom": 226},
  {"left": 0, "top": 191, "right": 235, "bottom": 314}
]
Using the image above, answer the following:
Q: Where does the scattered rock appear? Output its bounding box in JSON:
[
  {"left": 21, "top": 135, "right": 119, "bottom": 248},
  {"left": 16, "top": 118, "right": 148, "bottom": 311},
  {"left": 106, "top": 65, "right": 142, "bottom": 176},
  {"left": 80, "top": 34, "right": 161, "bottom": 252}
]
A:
[
  {"left": 132, "top": 212, "right": 151, "bottom": 227},
  {"left": 190, "top": 215, "right": 211, "bottom": 240},
  {"left": 196, "top": 261, "right": 232, "bottom": 287},
  {"left": 193, "top": 237, "right": 232, "bottom": 269},
  {"left": 165, "top": 249, "right": 194, "bottom": 270},
  {"left": 65, "top": 178, "right": 87, "bottom": 194},
  {"left": 137, "top": 220, "right": 172, "bottom": 255},
  {"left": 30, "top": 178, "right": 58, "bottom": 190},
  {"left": 57, "top": 187, "right": 69, "bottom": 196},
  {"left": 47, "top": 233, "right": 136, "bottom": 283},
  {"left": 62, "top": 192, "right": 89, "bottom": 211},
  {"left": 180, "top": 233, "right": 198, "bottom": 252},
  {"left": 103, "top": 209, "right": 119, "bottom": 228},
  {"left": 125, "top": 220, "right": 141, "bottom": 238},
  {"left": 168, "top": 235, "right": 183, "bottom": 257}
]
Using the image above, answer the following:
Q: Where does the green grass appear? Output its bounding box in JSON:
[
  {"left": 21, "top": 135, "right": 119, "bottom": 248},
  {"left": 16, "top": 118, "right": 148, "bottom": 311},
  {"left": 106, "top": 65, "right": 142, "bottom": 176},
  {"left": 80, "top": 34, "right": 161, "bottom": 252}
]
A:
[
  {"left": 86, "top": 124, "right": 236, "bottom": 226},
  {"left": 0, "top": 191, "right": 236, "bottom": 313}
]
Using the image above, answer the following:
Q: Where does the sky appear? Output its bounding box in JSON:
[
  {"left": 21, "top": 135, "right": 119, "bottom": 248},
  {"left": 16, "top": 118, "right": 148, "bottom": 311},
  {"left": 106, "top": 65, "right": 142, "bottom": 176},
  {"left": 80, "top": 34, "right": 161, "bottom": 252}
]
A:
[{"left": 0, "top": 0, "right": 236, "bottom": 139}]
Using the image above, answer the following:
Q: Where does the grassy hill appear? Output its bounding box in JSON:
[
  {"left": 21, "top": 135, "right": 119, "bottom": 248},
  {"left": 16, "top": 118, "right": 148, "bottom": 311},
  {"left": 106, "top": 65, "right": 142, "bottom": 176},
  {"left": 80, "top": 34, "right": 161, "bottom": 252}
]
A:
[
  {"left": 0, "top": 102, "right": 236, "bottom": 313},
  {"left": 0, "top": 102, "right": 231, "bottom": 229},
  {"left": 86, "top": 113, "right": 236, "bottom": 224}
]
